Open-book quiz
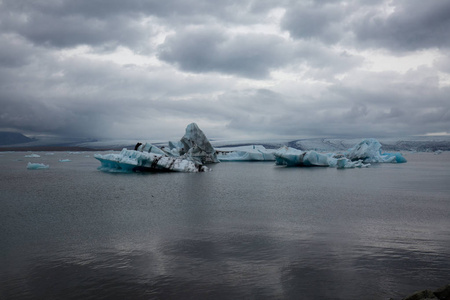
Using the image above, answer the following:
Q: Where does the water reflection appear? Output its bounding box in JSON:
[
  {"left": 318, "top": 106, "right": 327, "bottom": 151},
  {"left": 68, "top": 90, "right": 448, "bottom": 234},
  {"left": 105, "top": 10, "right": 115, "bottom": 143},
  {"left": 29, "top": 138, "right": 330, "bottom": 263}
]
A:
[
  {"left": 2, "top": 230, "right": 450, "bottom": 300},
  {"left": 1, "top": 153, "right": 449, "bottom": 299}
]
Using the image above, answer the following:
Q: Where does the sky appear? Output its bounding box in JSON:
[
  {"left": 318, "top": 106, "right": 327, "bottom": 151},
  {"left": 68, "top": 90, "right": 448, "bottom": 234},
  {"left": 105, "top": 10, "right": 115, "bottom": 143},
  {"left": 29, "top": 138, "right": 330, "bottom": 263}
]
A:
[{"left": 0, "top": 0, "right": 449, "bottom": 141}]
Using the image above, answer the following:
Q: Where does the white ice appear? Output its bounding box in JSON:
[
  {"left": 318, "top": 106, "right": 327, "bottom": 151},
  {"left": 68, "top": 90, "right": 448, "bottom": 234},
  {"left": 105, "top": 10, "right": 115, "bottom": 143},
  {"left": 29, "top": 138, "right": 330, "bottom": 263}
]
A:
[
  {"left": 274, "top": 138, "right": 405, "bottom": 168},
  {"left": 345, "top": 138, "right": 407, "bottom": 163},
  {"left": 216, "top": 145, "right": 276, "bottom": 161},
  {"left": 274, "top": 147, "right": 336, "bottom": 167},
  {"left": 136, "top": 142, "right": 167, "bottom": 156},
  {"left": 95, "top": 123, "right": 217, "bottom": 173},
  {"left": 94, "top": 148, "right": 208, "bottom": 173},
  {"left": 179, "top": 123, "right": 220, "bottom": 164},
  {"left": 336, "top": 158, "right": 370, "bottom": 169},
  {"left": 24, "top": 153, "right": 40, "bottom": 158}
]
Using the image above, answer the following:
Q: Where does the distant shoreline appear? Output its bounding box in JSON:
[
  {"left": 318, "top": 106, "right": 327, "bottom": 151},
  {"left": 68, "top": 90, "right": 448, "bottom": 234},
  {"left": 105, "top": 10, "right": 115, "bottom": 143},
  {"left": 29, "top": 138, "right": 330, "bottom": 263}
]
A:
[{"left": 0, "top": 146, "right": 123, "bottom": 152}]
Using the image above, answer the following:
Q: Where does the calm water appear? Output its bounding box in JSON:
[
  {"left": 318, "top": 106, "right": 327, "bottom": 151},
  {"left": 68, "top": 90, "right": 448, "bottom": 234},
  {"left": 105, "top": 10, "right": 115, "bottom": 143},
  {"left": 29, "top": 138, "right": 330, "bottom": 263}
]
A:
[{"left": 1, "top": 151, "right": 449, "bottom": 300}]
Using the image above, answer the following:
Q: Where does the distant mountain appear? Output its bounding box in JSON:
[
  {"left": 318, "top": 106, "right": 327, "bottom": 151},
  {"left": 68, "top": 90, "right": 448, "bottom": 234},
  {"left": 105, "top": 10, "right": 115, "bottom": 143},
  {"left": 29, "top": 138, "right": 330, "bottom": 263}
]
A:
[
  {"left": 1, "top": 132, "right": 449, "bottom": 152},
  {"left": 0, "top": 132, "right": 36, "bottom": 146},
  {"left": 212, "top": 136, "right": 450, "bottom": 152}
]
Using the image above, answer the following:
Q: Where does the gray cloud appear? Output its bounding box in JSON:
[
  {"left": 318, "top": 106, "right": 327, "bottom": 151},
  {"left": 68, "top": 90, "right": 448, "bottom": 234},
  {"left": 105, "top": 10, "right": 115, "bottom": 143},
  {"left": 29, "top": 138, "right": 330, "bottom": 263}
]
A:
[
  {"left": 281, "top": 1, "right": 346, "bottom": 43},
  {"left": 0, "top": 2, "right": 150, "bottom": 50},
  {"left": 0, "top": 34, "right": 35, "bottom": 68},
  {"left": 0, "top": 0, "right": 449, "bottom": 141},
  {"left": 0, "top": 0, "right": 274, "bottom": 51},
  {"left": 353, "top": 0, "right": 450, "bottom": 51},
  {"left": 158, "top": 27, "right": 294, "bottom": 79},
  {"left": 281, "top": 0, "right": 450, "bottom": 52}
]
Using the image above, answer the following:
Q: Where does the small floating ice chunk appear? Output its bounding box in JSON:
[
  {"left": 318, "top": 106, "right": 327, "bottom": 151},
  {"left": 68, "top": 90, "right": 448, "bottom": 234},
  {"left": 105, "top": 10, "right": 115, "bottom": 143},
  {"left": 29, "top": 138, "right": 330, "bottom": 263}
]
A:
[
  {"left": 59, "top": 159, "right": 71, "bottom": 162},
  {"left": 25, "top": 153, "right": 40, "bottom": 158},
  {"left": 382, "top": 152, "right": 408, "bottom": 163},
  {"left": 336, "top": 158, "right": 370, "bottom": 169},
  {"left": 27, "top": 162, "right": 49, "bottom": 170}
]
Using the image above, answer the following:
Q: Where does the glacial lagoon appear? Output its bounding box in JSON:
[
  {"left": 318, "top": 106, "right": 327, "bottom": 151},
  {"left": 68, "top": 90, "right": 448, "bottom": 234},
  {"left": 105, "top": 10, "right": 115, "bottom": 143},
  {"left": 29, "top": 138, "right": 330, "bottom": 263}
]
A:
[{"left": 1, "top": 151, "right": 449, "bottom": 299}]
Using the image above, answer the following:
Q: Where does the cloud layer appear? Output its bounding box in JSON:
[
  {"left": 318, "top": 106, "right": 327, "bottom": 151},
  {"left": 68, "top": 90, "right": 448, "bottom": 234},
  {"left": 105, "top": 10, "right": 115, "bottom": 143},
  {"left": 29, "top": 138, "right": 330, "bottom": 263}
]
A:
[{"left": 1, "top": 0, "right": 449, "bottom": 140}]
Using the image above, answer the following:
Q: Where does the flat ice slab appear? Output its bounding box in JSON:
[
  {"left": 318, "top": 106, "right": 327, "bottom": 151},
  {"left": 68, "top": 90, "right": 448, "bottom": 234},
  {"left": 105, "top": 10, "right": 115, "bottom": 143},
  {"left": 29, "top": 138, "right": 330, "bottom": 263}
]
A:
[{"left": 95, "top": 149, "right": 208, "bottom": 173}]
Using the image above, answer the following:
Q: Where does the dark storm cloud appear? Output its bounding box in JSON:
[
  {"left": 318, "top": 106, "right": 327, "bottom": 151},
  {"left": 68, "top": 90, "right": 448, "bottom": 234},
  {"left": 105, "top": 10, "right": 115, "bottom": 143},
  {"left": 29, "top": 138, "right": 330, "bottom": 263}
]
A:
[
  {"left": 0, "top": 0, "right": 449, "bottom": 140},
  {"left": 0, "top": 34, "right": 35, "bottom": 68},
  {"left": 0, "top": 0, "right": 274, "bottom": 51},
  {"left": 0, "top": 1, "right": 149, "bottom": 50},
  {"left": 296, "top": 43, "right": 364, "bottom": 78},
  {"left": 158, "top": 27, "right": 294, "bottom": 79},
  {"left": 353, "top": 0, "right": 450, "bottom": 51},
  {"left": 281, "top": 0, "right": 450, "bottom": 53},
  {"left": 281, "top": 1, "right": 347, "bottom": 43}
]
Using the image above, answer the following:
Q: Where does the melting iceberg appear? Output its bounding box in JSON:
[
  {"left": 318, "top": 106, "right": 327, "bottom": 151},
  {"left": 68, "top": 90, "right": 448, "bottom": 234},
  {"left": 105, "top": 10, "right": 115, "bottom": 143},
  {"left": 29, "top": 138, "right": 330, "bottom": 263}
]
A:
[
  {"left": 27, "top": 162, "right": 49, "bottom": 170},
  {"left": 94, "top": 123, "right": 216, "bottom": 173},
  {"left": 274, "top": 138, "right": 404, "bottom": 168},
  {"left": 217, "top": 145, "right": 275, "bottom": 161},
  {"left": 345, "top": 139, "right": 407, "bottom": 163},
  {"left": 25, "top": 153, "right": 40, "bottom": 158},
  {"left": 178, "top": 123, "right": 220, "bottom": 164},
  {"left": 95, "top": 149, "right": 208, "bottom": 173}
]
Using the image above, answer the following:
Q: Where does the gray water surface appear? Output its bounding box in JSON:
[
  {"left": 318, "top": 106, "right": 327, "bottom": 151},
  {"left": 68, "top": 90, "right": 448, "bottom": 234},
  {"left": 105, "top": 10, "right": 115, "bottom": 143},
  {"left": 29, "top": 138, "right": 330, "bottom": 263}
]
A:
[{"left": 1, "top": 151, "right": 449, "bottom": 299}]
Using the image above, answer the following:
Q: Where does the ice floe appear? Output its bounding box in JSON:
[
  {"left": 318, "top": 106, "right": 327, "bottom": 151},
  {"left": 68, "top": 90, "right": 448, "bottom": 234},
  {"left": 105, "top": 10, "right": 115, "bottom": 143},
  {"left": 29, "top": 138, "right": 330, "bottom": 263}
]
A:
[{"left": 27, "top": 162, "right": 49, "bottom": 170}]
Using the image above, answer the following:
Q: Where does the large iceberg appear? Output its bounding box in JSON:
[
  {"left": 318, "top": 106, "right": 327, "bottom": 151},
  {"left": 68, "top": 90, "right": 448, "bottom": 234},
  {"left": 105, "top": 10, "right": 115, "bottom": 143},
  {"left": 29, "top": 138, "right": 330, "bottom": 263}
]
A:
[
  {"left": 94, "top": 123, "right": 216, "bottom": 173},
  {"left": 95, "top": 149, "right": 208, "bottom": 173},
  {"left": 274, "top": 138, "right": 405, "bottom": 168},
  {"left": 216, "top": 145, "right": 276, "bottom": 161}
]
